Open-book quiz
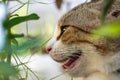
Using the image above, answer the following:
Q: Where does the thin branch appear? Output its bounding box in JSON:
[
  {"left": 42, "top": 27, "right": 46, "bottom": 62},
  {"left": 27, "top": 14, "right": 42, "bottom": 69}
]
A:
[
  {"left": 10, "top": 3, "right": 27, "bottom": 14},
  {"left": 26, "top": 0, "right": 30, "bottom": 36},
  {"left": 14, "top": 53, "right": 40, "bottom": 80}
]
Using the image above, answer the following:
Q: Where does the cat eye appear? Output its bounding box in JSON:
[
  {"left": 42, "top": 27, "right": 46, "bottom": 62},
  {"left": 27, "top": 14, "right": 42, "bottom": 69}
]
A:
[
  {"left": 57, "top": 25, "right": 69, "bottom": 40},
  {"left": 61, "top": 25, "right": 69, "bottom": 34}
]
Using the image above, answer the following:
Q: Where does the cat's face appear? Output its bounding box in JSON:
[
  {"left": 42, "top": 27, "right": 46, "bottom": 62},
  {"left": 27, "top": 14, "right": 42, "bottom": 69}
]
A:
[
  {"left": 46, "top": 0, "right": 120, "bottom": 77},
  {"left": 46, "top": 24, "right": 106, "bottom": 77}
]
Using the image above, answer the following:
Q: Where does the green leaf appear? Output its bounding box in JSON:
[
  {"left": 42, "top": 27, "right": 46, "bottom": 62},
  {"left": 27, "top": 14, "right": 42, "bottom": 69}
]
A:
[
  {"left": 93, "top": 20, "right": 120, "bottom": 38},
  {"left": 12, "top": 37, "right": 41, "bottom": 54},
  {"left": 4, "top": 13, "right": 40, "bottom": 29},
  {"left": 12, "top": 33, "right": 24, "bottom": 38},
  {"left": 11, "top": 38, "right": 18, "bottom": 45},
  {"left": 0, "top": 62, "right": 18, "bottom": 76},
  {"left": 10, "top": 14, "right": 19, "bottom": 18},
  {"left": 11, "top": 36, "right": 47, "bottom": 55},
  {"left": 0, "top": 52, "right": 7, "bottom": 61},
  {"left": 101, "top": 0, "right": 113, "bottom": 24}
]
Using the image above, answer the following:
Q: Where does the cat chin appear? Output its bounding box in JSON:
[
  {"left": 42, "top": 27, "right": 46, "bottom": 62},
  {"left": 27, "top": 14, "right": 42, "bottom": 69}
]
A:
[
  {"left": 63, "top": 58, "right": 89, "bottom": 77},
  {"left": 67, "top": 67, "right": 88, "bottom": 78}
]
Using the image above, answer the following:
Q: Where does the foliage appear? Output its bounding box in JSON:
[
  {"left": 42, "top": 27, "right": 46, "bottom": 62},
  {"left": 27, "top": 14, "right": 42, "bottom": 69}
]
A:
[
  {"left": 101, "top": 0, "right": 114, "bottom": 24},
  {"left": 93, "top": 20, "right": 120, "bottom": 38},
  {"left": 55, "top": 0, "right": 63, "bottom": 9},
  {"left": 94, "top": 0, "right": 120, "bottom": 38},
  {"left": 0, "top": 62, "right": 18, "bottom": 78},
  {"left": 0, "top": 0, "right": 41, "bottom": 80},
  {"left": 4, "top": 13, "right": 39, "bottom": 29}
]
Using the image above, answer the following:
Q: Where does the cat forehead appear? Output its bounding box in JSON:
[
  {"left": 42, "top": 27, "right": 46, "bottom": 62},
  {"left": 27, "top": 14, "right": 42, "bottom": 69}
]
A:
[
  {"left": 58, "top": 3, "right": 102, "bottom": 32},
  {"left": 57, "top": 0, "right": 120, "bottom": 32}
]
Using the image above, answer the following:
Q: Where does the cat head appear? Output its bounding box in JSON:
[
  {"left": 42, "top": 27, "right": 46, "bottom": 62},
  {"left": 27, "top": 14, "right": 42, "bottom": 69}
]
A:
[{"left": 46, "top": 0, "right": 120, "bottom": 77}]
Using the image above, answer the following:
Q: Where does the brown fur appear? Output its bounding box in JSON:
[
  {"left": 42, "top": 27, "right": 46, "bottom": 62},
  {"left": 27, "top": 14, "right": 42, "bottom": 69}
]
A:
[
  {"left": 46, "top": 0, "right": 120, "bottom": 80},
  {"left": 58, "top": 0, "right": 120, "bottom": 55}
]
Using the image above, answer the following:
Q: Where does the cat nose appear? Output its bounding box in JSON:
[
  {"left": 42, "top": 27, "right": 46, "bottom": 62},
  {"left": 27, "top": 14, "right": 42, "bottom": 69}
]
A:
[
  {"left": 45, "top": 47, "right": 52, "bottom": 53},
  {"left": 45, "top": 37, "right": 55, "bottom": 53}
]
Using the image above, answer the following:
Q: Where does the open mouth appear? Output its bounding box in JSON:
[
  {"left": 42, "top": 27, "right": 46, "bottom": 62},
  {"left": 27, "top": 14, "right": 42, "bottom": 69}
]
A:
[{"left": 62, "top": 52, "right": 81, "bottom": 71}]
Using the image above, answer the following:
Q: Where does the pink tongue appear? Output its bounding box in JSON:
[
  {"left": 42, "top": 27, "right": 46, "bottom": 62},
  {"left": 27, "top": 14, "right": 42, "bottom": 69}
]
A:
[{"left": 62, "top": 58, "right": 76, "bottom": 70}]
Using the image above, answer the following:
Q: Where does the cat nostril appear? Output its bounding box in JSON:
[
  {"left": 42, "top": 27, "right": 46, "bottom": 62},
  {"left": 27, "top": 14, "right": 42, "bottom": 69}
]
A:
[{"left": 46, "top": 47, "right": 52, "bottom": 53}]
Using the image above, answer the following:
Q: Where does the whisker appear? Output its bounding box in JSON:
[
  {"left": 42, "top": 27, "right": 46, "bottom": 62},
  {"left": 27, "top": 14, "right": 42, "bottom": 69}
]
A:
[{"left": 49, "top": 71, "right": 67, "bottom": 80}]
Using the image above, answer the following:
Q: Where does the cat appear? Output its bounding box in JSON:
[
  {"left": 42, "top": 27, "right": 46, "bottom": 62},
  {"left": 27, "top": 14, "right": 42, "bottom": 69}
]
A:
[{"left": 46, "top": 0, "right": 120, "bottom": 80}]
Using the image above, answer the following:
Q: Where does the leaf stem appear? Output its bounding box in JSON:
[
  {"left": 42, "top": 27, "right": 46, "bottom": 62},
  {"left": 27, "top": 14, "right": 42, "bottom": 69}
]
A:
[{"left": 26, "top": 0, "right": 30, "bottom": 36}]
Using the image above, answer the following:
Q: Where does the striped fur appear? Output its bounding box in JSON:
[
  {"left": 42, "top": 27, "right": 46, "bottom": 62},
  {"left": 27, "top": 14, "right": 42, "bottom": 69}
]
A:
[{"left": 46, "top": 0, "right": 120, "bottom": 80}]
